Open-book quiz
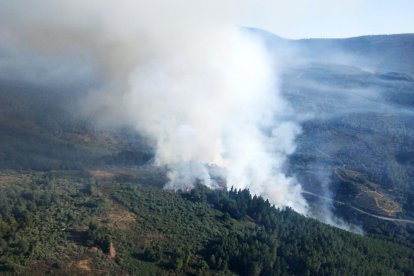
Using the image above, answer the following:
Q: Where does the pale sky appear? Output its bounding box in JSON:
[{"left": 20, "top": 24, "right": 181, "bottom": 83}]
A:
[
  {"left": 242, "top": 0, "right": 414, "bottom": 39},
  {"left": 0, "top": 0, "right": 413, "bottom": 41}
]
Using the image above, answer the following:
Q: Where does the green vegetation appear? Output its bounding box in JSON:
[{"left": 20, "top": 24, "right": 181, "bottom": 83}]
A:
[
  {"left": 0, "top": 172, "right": 119, "bottom": 273},
  {"left": 1, "top": 171, "right": 413, "bottom": 275}
]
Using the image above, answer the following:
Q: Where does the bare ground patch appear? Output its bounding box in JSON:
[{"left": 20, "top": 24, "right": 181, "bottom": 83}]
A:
[
  {"left": 89, "top": 169, "right": 115, "bottom": 179},
  {"left": 354, "top": 188, "right": 402, "bottom": 217},
  {"left": 75, "top": 259, "right": 92, "bottom": 272},
  {"left": 0, "top": 171, "right": 29, "bottom": 186}
]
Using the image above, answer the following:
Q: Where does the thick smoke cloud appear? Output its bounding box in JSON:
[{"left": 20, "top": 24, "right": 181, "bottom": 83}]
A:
[{"left": 0, "top": 1, "right": 308, "bottom": 213}]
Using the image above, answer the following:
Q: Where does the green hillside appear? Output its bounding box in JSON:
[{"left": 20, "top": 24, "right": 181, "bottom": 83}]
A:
[{"left": 1, "top": 170, "right": 414, "bottom": 275}]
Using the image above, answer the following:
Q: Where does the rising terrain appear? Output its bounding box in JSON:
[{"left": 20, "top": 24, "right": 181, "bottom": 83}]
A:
[{"left": 1, "top": 32, "right": 414, "bottom": 274}]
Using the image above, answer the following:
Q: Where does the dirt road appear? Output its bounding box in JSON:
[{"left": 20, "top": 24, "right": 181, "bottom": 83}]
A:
[{"left": 302, "top": 191, "right": 414, "bottom": 224}]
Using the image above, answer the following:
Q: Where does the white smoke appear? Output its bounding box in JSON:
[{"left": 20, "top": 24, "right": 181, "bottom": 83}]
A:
[{"left": 0, "top": 0, "right": 308, "bottom": 213}]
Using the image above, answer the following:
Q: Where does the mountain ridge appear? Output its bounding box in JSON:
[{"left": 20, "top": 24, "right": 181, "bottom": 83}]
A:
[{"left": 246, "top": 28, "right": 414, "bottom": 75}]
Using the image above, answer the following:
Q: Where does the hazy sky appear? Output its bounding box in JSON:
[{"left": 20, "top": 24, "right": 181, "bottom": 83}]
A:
[
  {"left": 1, "top": 0, "right": 412, "bottom": 40},
  {"left": 242, "top": 0, "right": 414, "bottom": 39}
]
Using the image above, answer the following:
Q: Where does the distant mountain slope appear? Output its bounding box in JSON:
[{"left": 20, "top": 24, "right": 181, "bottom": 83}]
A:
[
  {"left": 248, "top": 28, "right": 414, "bottom": 74},
  {"left": 0, "top": 79, "right": 152, "bottom": 171},
  {"left": 295, "top": 34, "right": 414, "bottom": 74},
  {"left": 247, "top": 28, "right": 414, "bottom": 240},
  {"left": 283, "top": 62, "right": 414, "bottom": 232}
]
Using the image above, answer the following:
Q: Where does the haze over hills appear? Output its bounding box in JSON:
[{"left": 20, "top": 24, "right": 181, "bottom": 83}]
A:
[
  {"left": 251, "top": 28, "right": 414, "bottom": 75},
  {"left": 255, "top": 30, "right": 414, "bottom": 237},
  {"left": 1, "top": 28, "right": 414, "bottom": 274}
]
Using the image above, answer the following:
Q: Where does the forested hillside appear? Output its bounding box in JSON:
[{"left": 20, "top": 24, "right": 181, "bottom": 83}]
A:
[
  {"left": 1, "top": 32, "right": 414, "bottom": 275},
  {"left": 1, "top": 171, "right": 414, "bottom": 275}
]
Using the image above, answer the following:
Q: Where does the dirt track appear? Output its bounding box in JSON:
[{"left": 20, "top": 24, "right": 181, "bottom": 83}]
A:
[{"left": 302, "top": 191, "right": 414, "bottom": 225}]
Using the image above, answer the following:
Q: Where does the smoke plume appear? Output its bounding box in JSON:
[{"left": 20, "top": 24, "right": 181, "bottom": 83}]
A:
[{"left": 0, "top": 0, "right": 308, "bottom": 213}]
